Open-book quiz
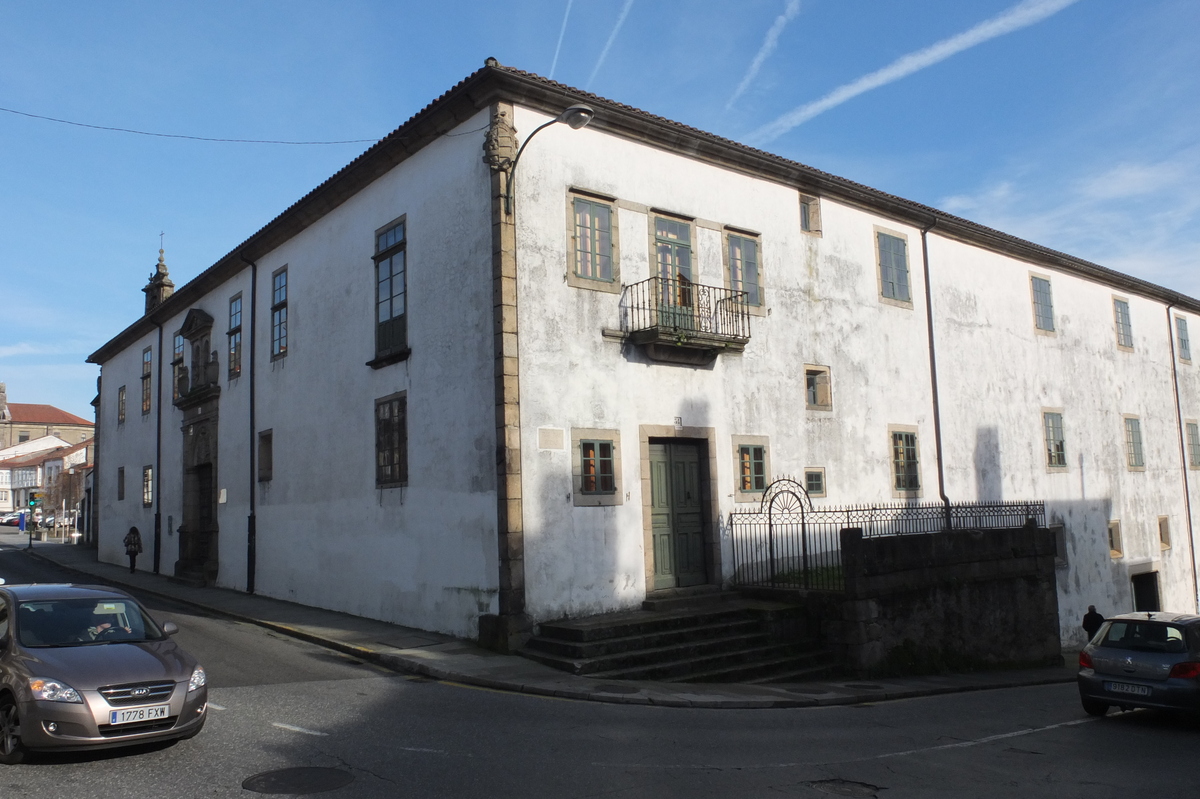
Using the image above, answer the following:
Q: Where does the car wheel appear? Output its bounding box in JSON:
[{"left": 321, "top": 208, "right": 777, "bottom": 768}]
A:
[
  {"left": 1081, "top": 696, "right": 1110, "bottom": 717},
  {"left": 0, "top": 696, "right": 28, "bottom": 765}
]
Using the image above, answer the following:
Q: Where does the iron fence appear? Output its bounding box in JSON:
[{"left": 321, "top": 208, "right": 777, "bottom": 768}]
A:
[
  {"left": 622, "top": 276, "right": 750, "bottom": 342},
  {"left": 729, "top": 478, "right": 1045, "bottom": 592}
]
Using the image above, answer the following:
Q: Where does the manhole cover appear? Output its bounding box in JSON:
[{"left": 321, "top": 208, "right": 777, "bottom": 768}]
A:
[
  {"left": 595, "top": 683, "right": 640, "bottom": 694},
  {"left": 807, "top": 779, "right": 881, "bottom": 797},
  {"left": 242, "top": 767, "right": 354, "bottom": 794}
]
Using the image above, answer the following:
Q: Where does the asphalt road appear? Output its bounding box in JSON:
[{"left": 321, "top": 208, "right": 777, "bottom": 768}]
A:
[{"left": 0, "top": 546, "right": 1195, "bottom": 799}]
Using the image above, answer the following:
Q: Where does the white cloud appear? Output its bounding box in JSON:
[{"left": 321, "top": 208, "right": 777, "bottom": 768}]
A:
[
  {"left": 745, "top": 0, "right": 1082, "bottom": 145},
  {"left": 726, "top": 0, "right": 802, "bottom": 110},
  {"left": 937, "top": 146, "right": 1200, "bottom": 299},
  {"left": 587, "top": 0, "right": 636, "bottom": 89}
]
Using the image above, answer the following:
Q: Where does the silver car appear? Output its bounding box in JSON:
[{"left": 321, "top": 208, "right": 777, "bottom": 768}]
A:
[
  {"left": 0, "top": 582, "right": 207, "bottom": 763},
  {"left": 1077, "top": 611, "right": 1200, "bottom": 716}
]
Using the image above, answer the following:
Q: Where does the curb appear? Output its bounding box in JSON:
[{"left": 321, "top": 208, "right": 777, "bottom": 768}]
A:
[{"left": 17, "top": 547, "right": 1078, "bottom": 710}]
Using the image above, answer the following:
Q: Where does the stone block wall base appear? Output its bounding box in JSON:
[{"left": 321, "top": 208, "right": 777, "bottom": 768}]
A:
[{"left": 478, "top": 612, "right": 533, "bottom": 653}]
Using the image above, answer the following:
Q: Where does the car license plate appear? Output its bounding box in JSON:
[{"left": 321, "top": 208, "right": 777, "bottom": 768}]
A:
[
  {"left": 1105, "top": 681, "right": 1151, "bottom": 697},
  {"left": 109, "top": 704, "right": 170, "bottom": 725}
]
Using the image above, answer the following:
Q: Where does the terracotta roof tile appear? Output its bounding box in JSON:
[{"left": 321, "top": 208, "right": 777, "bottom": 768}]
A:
[{"left": 5, "top": 404, "right": 93, "bottom": 426}]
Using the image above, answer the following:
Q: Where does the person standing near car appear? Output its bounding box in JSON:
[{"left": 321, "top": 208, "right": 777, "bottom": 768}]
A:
[
  {"left": 123, "top": 526, "right": 143, "bottom": 574},
  {"left": 1082, "top": 605, "right": 1105, "bottom": 641}
]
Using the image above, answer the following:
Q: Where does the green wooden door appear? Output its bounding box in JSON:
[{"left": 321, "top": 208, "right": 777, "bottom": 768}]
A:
[{"left": 650, "top": 442, "right": 707, "bottom": 590}]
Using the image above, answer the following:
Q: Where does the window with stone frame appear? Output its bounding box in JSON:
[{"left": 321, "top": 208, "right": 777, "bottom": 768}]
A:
[
  {"left": 271, "top": 267, "right": 288, "bottom": 359},
  {"left": 374, "top": 220, "right": 407, "bottom": 361},
  {"left": 876, "top": 230, "right": 911, "bottom": 304},
  {"left": 573, "top": 197, "right": 614, "bottom": 283},
  {"left": 805, "top": 366, "right": 832, "bottom": 410},
  {"left": 228, "top": 294, "right": 243, "bottom": 379},
  {"left": 579, "top": 440, "right": 616, "bottom": 494},
  {"left": 142, "top": 465, "right": 153, "bottom": 508},
  {"left": 804, "top": 467, "right": 826, "bottom": 498},
  {"left": 1187, "top": 421, "right": 1200, "bottom": 469},
  {"left": 1107, "top": 520, "right": 1123, "bottom": 558},
  {"left": 1030, "top": 275, "right": 1055, "bottom": 333},
  {"left": 375, "top": 393, "right": 407, "bottom": 488},
  {"left": 726, "top": 231, "right": 761, "bottom": 307},
  {"left": 799, "top": 194, "right": 821, "bottom": 234},
  {"left": 1113, "top": 297, "right": 1134, "bottom": 350},
  {"left": 141, "top": 347, "right": 153, "bottom": 414},
  {"left": 1043, "top": 411, "right": 1066, "bottom": 469},
  {"left": 738, "top": 445, "right": 766, "bottom": 493},
  {"left": 1177, "top": 316, "right": 1192, "bottom": 362},
  {"left": 1123, "top": 416, "right": 1145, "bottom": 470},
  {"left": 891, "top": 428, "right": 921, "bottom": 494},
  {"left": 171, "top": 333, "right": 184, "bottom": 400}
]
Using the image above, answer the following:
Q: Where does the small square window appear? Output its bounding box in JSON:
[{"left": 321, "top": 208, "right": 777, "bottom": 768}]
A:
[
  {"left": 805, "top": 366, "right": 832, "bottom": 410},
  {"left": 1108, "top": 520, "right": 1123, "bottom": 558},
  {"left": 1159, "top": 516, "right": 1171, "bottom": 549},
  {"left": 804, "top": 468, "right": 826, "bottom": 498},
  {"left": 1113, "top": 297, "right": 1133, "bottom": 350},
  {"left": 579, "top": 440, "right": 616, "bottom": 494}
]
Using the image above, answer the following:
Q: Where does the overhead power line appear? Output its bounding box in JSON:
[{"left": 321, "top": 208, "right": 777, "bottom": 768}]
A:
[{"left": 0, "top": 105, "right": 378, "bottom": 145}]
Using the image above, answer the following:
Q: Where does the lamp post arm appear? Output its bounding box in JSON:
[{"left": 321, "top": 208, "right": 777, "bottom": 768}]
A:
[{"left": 504, "top": 117, "right": 560, "bottom": 216}]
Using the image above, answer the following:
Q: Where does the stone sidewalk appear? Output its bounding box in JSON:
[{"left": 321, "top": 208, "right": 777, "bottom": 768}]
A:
[{"left": 3, "top": 534, "right": 1077, "bottom": 709}]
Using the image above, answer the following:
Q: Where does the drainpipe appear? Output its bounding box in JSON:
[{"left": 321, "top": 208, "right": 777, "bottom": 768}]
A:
[
  {"left": 1166, "top": 305, "right": 1198, "bottom": 610},
  {"left": 153, "top": 321, "right": 163, "bottom": 574},
  {"left": 241, "top": 251, "right": 258, "bottom": 595},
  {"left": 919, "top": 218, "right": 951, "bottom": 529}
]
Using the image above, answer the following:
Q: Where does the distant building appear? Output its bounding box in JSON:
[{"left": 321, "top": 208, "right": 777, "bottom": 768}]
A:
[
  {"left": 0, "top": 383, "right": 94, "bottom": 448},
  {"left": 0, "top": 438, "right": 93, "bottom": 517},
  {"left": 87, "top": 62, "right": 1200, "bottom": 650}
]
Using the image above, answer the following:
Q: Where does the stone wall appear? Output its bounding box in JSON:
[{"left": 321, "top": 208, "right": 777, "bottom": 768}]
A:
[{"left": 837, "top": 526, "right": 1061, "bottom": 675}]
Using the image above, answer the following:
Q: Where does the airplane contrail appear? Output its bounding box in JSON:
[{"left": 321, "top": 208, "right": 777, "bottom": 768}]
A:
[
  {"left": 587, "top": 0, "right": 636, "bottom": 89},
  {"left": 549, "top": 0, "right": 575, "bottom": 79},
  {"left": 745, "top": 0, "right": 1083, "bottom": 145},
  {"left": 727, "top": 0, "right": 802, "bottom": 110}
]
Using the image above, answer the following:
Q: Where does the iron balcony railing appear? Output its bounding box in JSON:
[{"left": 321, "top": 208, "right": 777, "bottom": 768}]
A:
[
  {"left": 729, "top": 481, "right": 1046, "bottom": 593},
  {"left": 622, "top": 276, "right": 751, "bottom": 343}
]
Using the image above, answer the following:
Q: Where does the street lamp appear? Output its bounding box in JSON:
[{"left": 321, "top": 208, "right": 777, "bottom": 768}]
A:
[{"left": 504, "top": 105, "right": 595, "bottom": 215}]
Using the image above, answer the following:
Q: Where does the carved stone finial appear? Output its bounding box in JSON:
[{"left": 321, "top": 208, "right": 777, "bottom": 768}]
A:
[
  {"left": 485, "top": 56, "right": 498, "bottom": 67},
  {"left": 143, "top": 248, "right": 176, "bottom": 314},
  {"left": 482, "top": 109, "right": 518, "bottom": 173}
]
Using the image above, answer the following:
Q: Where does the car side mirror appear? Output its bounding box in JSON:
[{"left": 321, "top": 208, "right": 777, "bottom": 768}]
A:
[{"left": 161, "top": 621, "right": 179, "bottom": 636}]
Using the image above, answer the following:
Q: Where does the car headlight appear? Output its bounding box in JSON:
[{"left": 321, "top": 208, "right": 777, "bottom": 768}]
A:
[
  {"left": 188, "top": 666, "right": 207, "bottom": 693},
  {"left": 30, "top": 678, "right": 82, "bottom": 703}
]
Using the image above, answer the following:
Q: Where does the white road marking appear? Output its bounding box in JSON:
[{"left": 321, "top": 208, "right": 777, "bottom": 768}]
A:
[
  {"left": 271, "top": 722, "right": 329, "bottom": 736},
  {"left": 395, "top": 746, "right": 448, "bottom": 754},
  {"left": 207, "top": 703, "right": 226, "bottom": 711},
  {"left": 594, "top": 717, "right": 1100, "bottom": 770}
]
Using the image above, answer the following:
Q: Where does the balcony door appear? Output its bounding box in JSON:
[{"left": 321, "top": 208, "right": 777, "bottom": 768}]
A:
[
  {"left": 654, "top": 217, "right": 695, "bottom": 331},
  {"left": 649, "top": 441, "right": 707, "bottom": 590}
]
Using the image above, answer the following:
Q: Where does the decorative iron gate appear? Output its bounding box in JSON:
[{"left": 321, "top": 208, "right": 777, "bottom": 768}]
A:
[{"left": 729, "top": 477, "right": 1046, "bottom": 593}]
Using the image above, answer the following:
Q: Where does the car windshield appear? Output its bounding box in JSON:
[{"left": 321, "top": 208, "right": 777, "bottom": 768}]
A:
[
  {"left": 1099, "top": 621, "right": 1187, "bottom": 654},
  {"left": 16, "top": 598, "right": 164, "bottom": 647}
]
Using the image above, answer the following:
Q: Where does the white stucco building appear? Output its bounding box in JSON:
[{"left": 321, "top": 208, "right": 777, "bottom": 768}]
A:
[{"left": 88, "top": 61, "right": 1200, "bottom": 650}]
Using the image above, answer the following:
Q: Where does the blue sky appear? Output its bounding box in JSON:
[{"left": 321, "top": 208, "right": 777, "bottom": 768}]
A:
[{"left": 2, "top": 0, "right": 1197, "bottom": 419}]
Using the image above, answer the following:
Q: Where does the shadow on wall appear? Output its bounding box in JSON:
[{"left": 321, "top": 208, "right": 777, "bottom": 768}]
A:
[{"left": 974, "top": 425, "right": 1002, "bottom": 503}]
